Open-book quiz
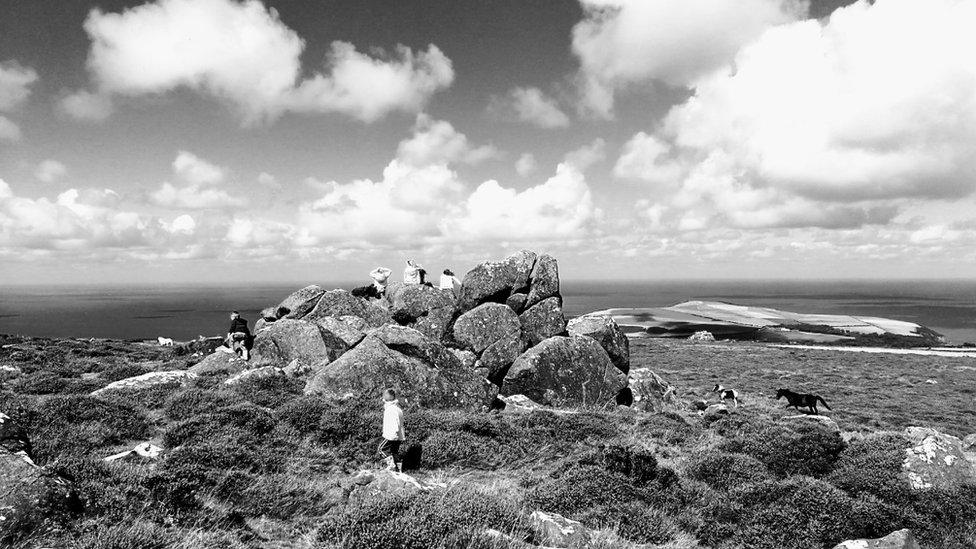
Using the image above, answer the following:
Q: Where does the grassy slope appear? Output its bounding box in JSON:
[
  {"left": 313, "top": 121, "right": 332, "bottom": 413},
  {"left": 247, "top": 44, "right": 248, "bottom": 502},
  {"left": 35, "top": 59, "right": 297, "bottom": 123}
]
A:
[{"left": 1, "top": 335, "right": 975, "bottom": 548}]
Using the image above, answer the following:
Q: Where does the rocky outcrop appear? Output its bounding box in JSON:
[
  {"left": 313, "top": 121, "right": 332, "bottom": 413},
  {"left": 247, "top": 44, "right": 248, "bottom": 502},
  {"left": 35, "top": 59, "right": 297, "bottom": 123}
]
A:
[
  {"left": 782, "top": 414, "right": 840, "bottom": 433},
  {"left": 315, "top": 317, "right": 366, "bottom": 349},
  {"left": 832, "top": 529, "right": 920, "bottom": 549},
  {"left": 304, "top": 333, "right": 491, "bottom": 409},
  {"left": 386, "top": 283, "right": 456, "bottom": 340},
  {"left": 251, "top": 319, "right": 346, "bottom": 368},
  {"left": 342, "top": 469, "right": 445, "bottom": 506},
  {"left": 275, "top": 285, "right": 325, "bottom": 319},
  {"left": 502, "top": 335, "right": 627, "bottom": 407},
  {"left": 104, "top": 442, "right": 163, "bottom": 462},
  {"left": 688, "top": 330, "right": 716, "bottom": 342},
  {"left": 519, "top": 297, "right": 567, "bottom": 347},
  {"left": 0, "top": 413, "right": 30, "bottom": 456},
  {"left": 1, "top": 448, "right": 76, "bottom": 530},
  {"left": 529, "top": 510, "right": 590, "bottom": 547},
  {"left": 187, "top": 351, "right": 249, "bottom": 376},
  {"left": 703, "top": 403, "right": 730, "bottom": 421},
  {"left": 453, "top": 303, "right": 526, "bottom": 382},
  {"left": 567, "top": 314, "right": 629, "bottom": 374},
  {"left": 370, "top": 325, "right": 462, "bottom": 370},
  {"left": 458, "top": 250, "right": 536, "bottom": 312},
  {"left": 92, "top": 370, "right": 197, "bottom": 395},
  {"left": 526, "top": 254, "right": 559, "bottom": 308},
  {"left": 902, "top": 427, "right": 976, "bottom": 490},
  {"left": 307, "top": 289, "right": 391, "bottom": 327},
  {"left": 224, "top": 366, "right": 284, "bottom": 386},
  {"left": 628, "top": 368, "right": 675, "bottom": 411}
]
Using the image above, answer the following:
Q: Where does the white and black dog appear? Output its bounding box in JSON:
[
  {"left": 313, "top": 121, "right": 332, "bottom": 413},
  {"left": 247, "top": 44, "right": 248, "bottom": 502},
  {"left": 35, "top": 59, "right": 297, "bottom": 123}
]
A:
[{"left": 711, "top": 384, "right": 740, "bottom": 407}]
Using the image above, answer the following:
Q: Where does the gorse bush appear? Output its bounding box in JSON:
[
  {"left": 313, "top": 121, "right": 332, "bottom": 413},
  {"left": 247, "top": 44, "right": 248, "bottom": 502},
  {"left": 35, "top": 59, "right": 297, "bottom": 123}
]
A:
[
  {"left": 72, "top": 520, "right": 173, "bottom": 549},
  {"left": 163, "top": 388, "right": 243, "bottom": 421},
  {"left": 101, "top": 363, "right": 150, "bottom": 383},
  {"left": 162, "top": 402, "right": 276, "bottom": 447},
  {"left": 717, "top": 420, "right": 846, "bottom": 478},
  {"left": 275, "top": 394, "right": 333, "bottom": 434},
  {"left": 827, "top": 433, "right": 911, "bottom": 502},
  {"left": 421, "top": 430, "right": 502, "bottom": 469},
  {"left": 685, "top": 451, "right": 772, "bottom": 491},
  {"left": 225, "top": 373, "right": 304, "bottom": 408}
]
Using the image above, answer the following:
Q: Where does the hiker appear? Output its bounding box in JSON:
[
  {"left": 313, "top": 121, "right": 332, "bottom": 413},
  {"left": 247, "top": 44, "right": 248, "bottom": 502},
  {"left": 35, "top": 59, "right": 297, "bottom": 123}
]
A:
[
  {"left": 439, "top": 268, "right": 461, "bottom": 293},
  {"left": 379, "top": 389, "right": 405, "bottom": 472},
  {"left": 226, "top": 311, "right": 251, "bottom": 360},
  {"left": 403, "top": 259, "right": 427, "bottom": 285},
  {"left": 351, "top": 267, "right": 392, "bottom": 299}
]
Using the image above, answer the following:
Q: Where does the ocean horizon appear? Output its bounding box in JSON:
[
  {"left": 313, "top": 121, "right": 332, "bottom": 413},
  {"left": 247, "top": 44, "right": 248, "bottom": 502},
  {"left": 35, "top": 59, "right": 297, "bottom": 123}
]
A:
[{"left": 3, "top": 279, "right": 976, "bottom": 344}]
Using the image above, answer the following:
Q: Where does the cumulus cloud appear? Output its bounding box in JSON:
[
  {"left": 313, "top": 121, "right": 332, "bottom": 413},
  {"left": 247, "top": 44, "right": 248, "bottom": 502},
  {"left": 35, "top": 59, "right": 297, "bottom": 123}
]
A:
[
  {"left": 618, "top": 0, "right": 976, "bottom": 231},
  {"left": 515, "top": 153, "right": 537, "bottom": 177},
  {"left": 150, "top": 151, "right": 242, "bottom": 209},
  {"left": 396, "top": 115, "right": 497, "bottom": 167},
  {"left": 572, "top": 0, "right": 806, "bottom": 118},
  {"left": 35, "top": 160, "right": 68, "bottom": 183},
  {"left": 497, "top": 87, "right": 571, "bottom": 128},
  {"left": 0, "top": 61, "right": 38, "bottom": 140},
  {"left": 440, "top": 163, "right": 599, "bottom": 242},
  {"left": 64, "top": 0, "right": 454, "bottom": 124}
]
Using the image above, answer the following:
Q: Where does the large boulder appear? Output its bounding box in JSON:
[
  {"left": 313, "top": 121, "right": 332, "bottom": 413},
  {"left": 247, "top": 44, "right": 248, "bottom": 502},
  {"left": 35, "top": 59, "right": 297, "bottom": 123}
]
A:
[
  {"left": 453, "top": 303, "right": 522, "bottom": 354},
  {"left": 187, "top": 352, "right": 249, "bottom": 376},
  {"left": 251, "top": 319, "right": 348, "bottom": 367},
  {"left": 519, "top": 297, "right": 567, "bottom": 347},
  {"left": 458, "top": 250, "right": 537, "bottom": 311},
  {"left": 568, "top": 313, "right": 629, "bottom": 374},
  {"left": 628, "top": 368, "right": 676, "bottom": 411},
  {"left": 370, "top": 325, "right": 462, "bottom": 370},
  {"left": 902, "top": 427, "right": 976, "bottom": 490},
  {"left": 502, "top": 335, "right": 627, "bottom": 407},
  {"left": 526, "top": 254, "right": 559, "bottom": 308},
  {"left": 224, "top": 366, "right": 285, "bottom": 386},
  {"left": 307, "top": 289, "right": 392, "bottom": 327},
  {"left": 315, "top": 316, "right": 367, "bottom": 349},
  {"left": 832, "top": 529, "right": 920, "bottom": 549},
  {"left": 386, "top": 283, "right": 457, "bottom": 340},
  {"left": 275, "top": 284, "right": 325, "bottom": 319},
  {"left": 304, "top": 334, "right": 492, "bottom": 409},
  {"left": 92, "top": 370, "right": 198, "bottom": 395}
]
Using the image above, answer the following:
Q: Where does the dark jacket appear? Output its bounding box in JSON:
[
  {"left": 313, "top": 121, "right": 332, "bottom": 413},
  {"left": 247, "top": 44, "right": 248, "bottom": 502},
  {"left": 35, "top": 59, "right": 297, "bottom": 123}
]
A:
[{"left": 228, "top": 317, "right": 250, "bottom": 336}]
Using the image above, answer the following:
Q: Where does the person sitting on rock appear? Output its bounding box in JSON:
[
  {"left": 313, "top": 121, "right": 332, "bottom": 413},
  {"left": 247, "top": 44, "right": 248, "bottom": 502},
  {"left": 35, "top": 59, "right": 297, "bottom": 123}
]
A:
[
  {"left": 226, "top": 311, "right": 251, "bottom": 360},
  {"left": 403, "top": 259, "right": 428, "bottom": 286},
  {"left": 438, "top": 268, "right": 461, "bottom": 293},
  {"left": 352, "top": 267, "right": 392, "bottom": 299},
  {"left": 379, "top": 388, "right": 405, "bottom": 472}
]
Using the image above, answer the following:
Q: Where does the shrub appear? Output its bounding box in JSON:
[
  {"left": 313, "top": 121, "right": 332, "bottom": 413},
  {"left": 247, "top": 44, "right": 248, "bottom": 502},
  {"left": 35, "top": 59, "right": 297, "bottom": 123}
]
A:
[
  {"left": 24, "top": 396, "right": 151, "bottom": 464},
  {"left": 276, "top": 395, "right": 332, "bottom": 434},
  {"left": 525, "top": 465, "right": 646, "bottom": 518},
  {"left": 422, "top": 430, "right": 501, "bottom": 469},
  {"left": 162, "top": 402, "right": 277, "bottom": 447},
  {"left": 317, "top": 487, "right": 525, "bottom": 549},
  {"left": 685, "top": 451, "right": 772, "bottom": 491},
  {"left": 9, "top": 371, "right": 67, "bottom": 394},
  {"left": 718, "top": 421, "right": 846, "bottom": 478},
  {"left": 827, "top": 433, "right": 911, "bottom": 503},
  {"left": 633, "top": 411, "right": 701, "bottom": 446},
  {"left": 48, "top": 457, "right": 158, "bottom": 521},
  {"left": 579, "top": 502, "right": 678, "bottom": 545},
  {"left": 214, "top": 472, "right": 340, "bottom": 519},
  {"left": 97, "top": 381, "right": 184, "bottom": 410},
  {"left": 225, "top": 373, "right": 303, "bottom": 408},
  {"left": 163, "top": 388, "right": 243, "bottom": 421},
  {"left": 602, "top": 444, "right": 658, "bottom": 485},
  {"left": 72, "top": 521, "right": 173, "bottom": 549}
]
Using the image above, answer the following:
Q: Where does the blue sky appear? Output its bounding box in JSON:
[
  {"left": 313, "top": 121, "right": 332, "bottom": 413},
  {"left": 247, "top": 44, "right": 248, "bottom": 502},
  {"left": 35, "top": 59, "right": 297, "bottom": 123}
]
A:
[{"left": 3, "top": 0, "right": 976, "bottom": 284}]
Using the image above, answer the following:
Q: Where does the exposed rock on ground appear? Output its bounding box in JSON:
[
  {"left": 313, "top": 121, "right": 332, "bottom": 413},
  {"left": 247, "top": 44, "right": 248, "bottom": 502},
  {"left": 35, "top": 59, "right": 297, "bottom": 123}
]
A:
[
  {"left": 568, "top": 313, "right": 629, "bottom": 374},
  {"left": 902, "top": 427, "right": 976, "bottom": 490},
  {"left": 502, "top": 335, "right": 626, "bottom": 407},
  {"left": 526, "top": 253, "right": 560, "bottom": 308},
  {"left": 251, "top": 319, "right": 347, "bottom": 367},
  {"left": 457, "top": 250, "right": 536, "bottom": 312},
  {"left": 833, "top": 529, "right": 921, "bottom": 549},
  {"left": 628, "top": 368, "right": 675, "bottom": 411},
  {"left": 275, "top": 285, "right": 325, "bottom": 319},
  {"left": 782, "top": 414, "right": 840, "bottom": 433},
  {"left": 92, "top": 370, "right": 197, "bottom": 395},
  {"left": 386, "top": 283, "right": 456, "bottom": 340},
  {"left": 519, "top": 297, "right": 567, "bottom": 347}
]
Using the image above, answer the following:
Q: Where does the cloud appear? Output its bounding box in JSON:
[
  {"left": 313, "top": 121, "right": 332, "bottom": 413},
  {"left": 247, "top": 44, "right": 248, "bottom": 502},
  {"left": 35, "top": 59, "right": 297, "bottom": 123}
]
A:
[
  {"left": 618, "top": 0, "right": 976, "bottom": 231},
  {"left": 0, "top": 61, "right": 38, "bottom": 140},
  {"left": 572, "top": 0, "right": 806, "bottom": 118},
  {"left": 515, "top": 153, "right": 537, "bottom": 177},
  {"left": 35, "top": 160, "right": 68, "bottom": 183},
  {"left": 173, "top": 151, "right": 225, "bottom": 185},
  {"left": 396, "top": 115, "right": 497, "bottom": 167},
  {"left": 440, "top": 163, "right": 599, "bottom": 242},
  {"left": 497, "top": 87, "right": 571, "bottom": 128},
  {"left": 563, "top": 139, "right": 606, "bottom": 171},
  {"left": 59, "top": 89, "right": 114, "bottom": 122},
  {"left": 64, "top": 0, "right": 453, "bottom": 124},
  {"left": 150, "top": 151, "right": 242, "bottom": 209},
  {"left": 257, "top": 172, "right": 278, "bottom": 188}
]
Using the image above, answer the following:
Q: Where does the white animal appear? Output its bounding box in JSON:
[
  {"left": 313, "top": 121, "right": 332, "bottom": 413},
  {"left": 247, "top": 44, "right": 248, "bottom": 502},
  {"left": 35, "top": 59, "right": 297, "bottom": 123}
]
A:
[
  {"left": 711, "top": 384, "right": 740, "bottom": 407},
  {"left": 157, "top": 336, "right": 174, "bottom": 346}
]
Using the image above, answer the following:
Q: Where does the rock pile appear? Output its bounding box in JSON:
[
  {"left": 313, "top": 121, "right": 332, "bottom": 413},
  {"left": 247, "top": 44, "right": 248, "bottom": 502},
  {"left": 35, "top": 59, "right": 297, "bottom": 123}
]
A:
[{"left": 232, "top": 250, "right": 642, "bottom": 409}]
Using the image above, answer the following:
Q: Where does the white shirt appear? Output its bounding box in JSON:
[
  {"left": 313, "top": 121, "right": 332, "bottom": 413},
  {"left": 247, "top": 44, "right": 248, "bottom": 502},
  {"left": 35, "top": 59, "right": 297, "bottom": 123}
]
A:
[
  {"left": 439, "top": 274, "right": 461, "bottom": 292},
  {"left": 382, "top": 400, "right": 405, "bottom": 441}
]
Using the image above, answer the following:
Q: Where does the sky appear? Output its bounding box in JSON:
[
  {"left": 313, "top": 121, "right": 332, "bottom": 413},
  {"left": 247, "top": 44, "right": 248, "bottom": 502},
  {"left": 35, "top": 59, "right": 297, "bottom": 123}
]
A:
[{"left": 2, "top": 0, "right": 976, "bottom": 285}]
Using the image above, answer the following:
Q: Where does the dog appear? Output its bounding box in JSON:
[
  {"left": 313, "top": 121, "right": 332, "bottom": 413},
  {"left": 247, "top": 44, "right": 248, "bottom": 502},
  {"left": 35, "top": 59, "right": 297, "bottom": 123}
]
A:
[
  {"left": 776, "top": 388, "right": 832, "bottom": 415},
  {"left": 157, "top": 336, "right": 174, "bottom": 347},
  {"left": 711, "top": 384, "right": 740, "bottom": 407}
]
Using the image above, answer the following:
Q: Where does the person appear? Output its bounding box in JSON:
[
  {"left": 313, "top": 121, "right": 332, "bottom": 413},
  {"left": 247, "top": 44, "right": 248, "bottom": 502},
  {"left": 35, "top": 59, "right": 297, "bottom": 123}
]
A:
[
  {"left": 226, "top": 311, "right": 251, "bottom": 360},
  {"left": 378, "top": 388, "right": 405, "bottom": 472},
  {"left": 403, "top": 259, "right": 427, "bottom": 285},
  {"left": 439, "top": 268, "right": 461, "bottom": 293},
  {"left": 352, "top": 267, "right": 392, "bottom": 299}
]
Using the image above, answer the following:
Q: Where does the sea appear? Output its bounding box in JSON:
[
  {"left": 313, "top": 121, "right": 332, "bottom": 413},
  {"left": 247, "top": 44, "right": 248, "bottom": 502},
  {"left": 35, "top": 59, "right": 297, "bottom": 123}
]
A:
[{"left": 2, "top": 280, "right": 976, "bottom": 344}]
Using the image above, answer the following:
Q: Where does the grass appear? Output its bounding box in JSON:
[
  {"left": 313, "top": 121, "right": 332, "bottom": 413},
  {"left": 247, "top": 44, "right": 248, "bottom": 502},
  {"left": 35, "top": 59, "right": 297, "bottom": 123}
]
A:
[{"left": 1, "top": 334, "right": 975, "bottom": 548}]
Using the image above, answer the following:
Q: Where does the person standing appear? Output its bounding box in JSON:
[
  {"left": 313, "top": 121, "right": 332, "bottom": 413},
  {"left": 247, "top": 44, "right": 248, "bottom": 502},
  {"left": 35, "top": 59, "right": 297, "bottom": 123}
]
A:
[
  {"left": 379, "top": 389, "right": 405, "bottom": 472},
  {"left": 226, "top": 311, "right": 251, "bottom": 360},
  {"left": 439, "top": 268, "right": 461, "bottom": 294}
]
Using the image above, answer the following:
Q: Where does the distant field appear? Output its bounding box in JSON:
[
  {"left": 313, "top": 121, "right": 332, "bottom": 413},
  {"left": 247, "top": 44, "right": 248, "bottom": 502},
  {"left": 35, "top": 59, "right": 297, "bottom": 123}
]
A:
[{"left": 634, "top": 338, "right": 976, "bottom": 437}]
